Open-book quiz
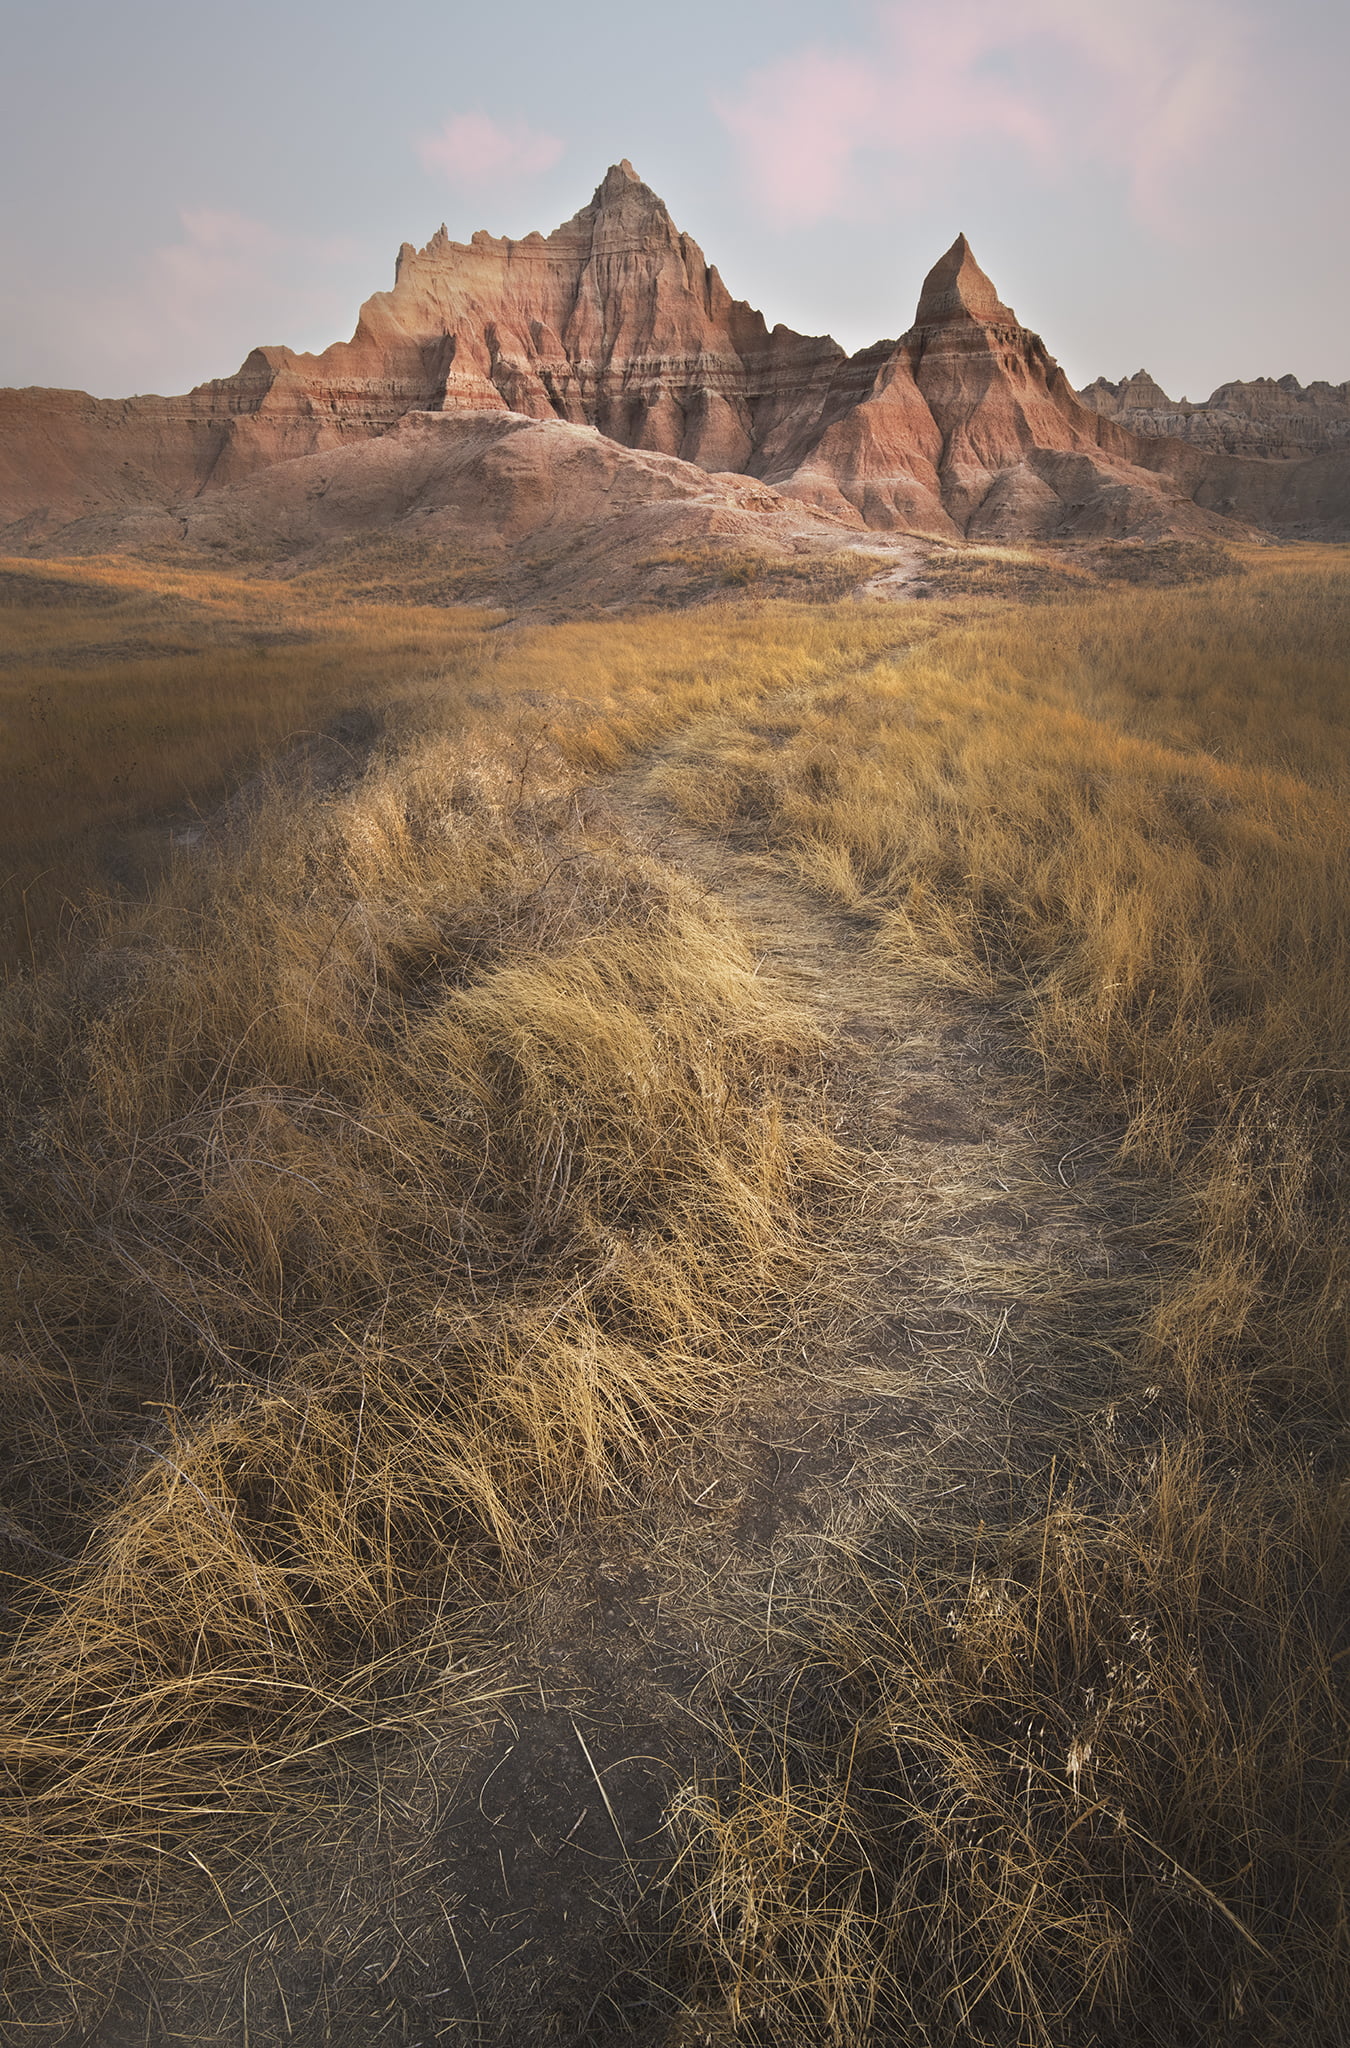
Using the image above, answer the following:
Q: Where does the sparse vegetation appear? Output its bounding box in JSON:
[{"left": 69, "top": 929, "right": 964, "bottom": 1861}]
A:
[
  {"left": 0, "top": 543, "right": 1345, "bottom": 2041},
  {"left": 640, "top": 547, "right": 874, "bottom": 604}
]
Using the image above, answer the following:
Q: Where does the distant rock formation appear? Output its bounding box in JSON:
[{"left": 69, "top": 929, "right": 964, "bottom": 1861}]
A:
[
  {"left": 1080, "top": 369, "right": 1350, "bottom": 461},
  {"left": 177, "top": 160, "right": 849, "bottom": 480},
  {"left": 1, "top": 165, "right": 1346, "bottom": 553},
  {"left": 770, "top": 235, "right": 1233, "bottom": 540}
]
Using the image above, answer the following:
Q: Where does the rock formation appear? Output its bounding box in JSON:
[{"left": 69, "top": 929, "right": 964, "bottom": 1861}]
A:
[
  {"left": 178, "top": 161, "right": 849, "bottom": 480},
  {"left": 96, "top": 408, "right": 855, "bottom": 615},
  {"left": 1, "top": 164, "right": 1346, "bottom": 555},
  {"left": 1080, "top": 369, "right": 1350, "bottom": 462},
  {"left": 764, "top": 236, "right": 1235, "bottom": 540}
]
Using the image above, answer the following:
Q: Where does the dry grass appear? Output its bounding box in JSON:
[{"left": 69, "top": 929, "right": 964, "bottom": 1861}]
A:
[
  {"left": 666, "top": 1461, "right": 1347, "bottom": 2046},
  {"left": 0, "top": 554, "right": 499, "bottom": 971},
  {"left": 657, "top": 549, "right": 1350, "bottom": 1416},
  {"left": 1, "top": 544, "right": 1346, "bottom": 2039},
  {"left": 638, "top": 548, "right": 873, "bottom": 604},
  {"left": 1, "top": 554, "right": 917, "bottom": 974},
  {"left": 0, "top": 702, "right": 833, "bottom": 2003},
  {"left": 651, "top": 545, "right": 1350, "bottom": 2045},
  {"left": 918, "top": 537, "right": 1244, "bottom": 603}
]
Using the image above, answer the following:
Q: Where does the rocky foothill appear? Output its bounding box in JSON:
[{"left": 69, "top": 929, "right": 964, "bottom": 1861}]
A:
[
  {"left": 1080, "top": 368, "right": 1350, "bottom": 461},
  {"left": 2, "top": 162, "right": 1346, "bottom": 565}
]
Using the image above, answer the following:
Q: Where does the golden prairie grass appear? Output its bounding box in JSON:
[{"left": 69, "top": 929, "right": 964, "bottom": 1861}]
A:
[
  {"left": 1, "top": 550, "right": 917, "bottom": 971},
  {"left": 657, "top": 548, "right": 1350, "bottom": 1418},
  {"left": 652, "top": 545, "right": 1350, "bottom": 2044},
  {"left": 0, "top": 705, "right": 833, "bottom": 1991},
  {"left": 668, "top": 1452, "right": 1348, "bottom": 2046},
  {"left": 0, "top": 554, "right": 499, "bottom": 969},
  {"left": 1, "top": 544, "right": 1346, "bottom": 2039}
]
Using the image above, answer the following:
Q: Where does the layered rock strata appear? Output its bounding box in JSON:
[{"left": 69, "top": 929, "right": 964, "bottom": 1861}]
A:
[
  {"left": 1, "top": 163, "right": 1346, "bottom": 550},
  {"left": 769, "top": 237, "right": 1220, "bottom": 539},
  {"left": 1080, "top": 369, "right": 1350, "bottom": 461}
]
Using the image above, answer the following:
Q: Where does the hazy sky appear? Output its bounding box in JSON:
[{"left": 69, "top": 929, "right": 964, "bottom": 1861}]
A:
[{"left": 2, "top": 0, "right": 1345, "bottom": 402}]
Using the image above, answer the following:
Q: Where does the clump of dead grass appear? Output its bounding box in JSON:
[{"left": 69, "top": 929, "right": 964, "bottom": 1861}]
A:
[
  {"left": 0, "top": 713, "right": 831, "bottom": 1983},
  {"left": 667, "top": 1444, "right": 1348, "bottom": 2046}
]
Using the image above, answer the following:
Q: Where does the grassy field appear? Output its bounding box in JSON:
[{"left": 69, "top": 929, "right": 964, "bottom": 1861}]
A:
[
  {"left": 0, "top": 554, "right": 505, "bottom": 971},
  {"left": 0, "top": 676, "right": 838, "bottom": 2019},
  {"left": 0, "top": 543, "right": 1345, "bottom": 2042},
  {"left": 653, "top": 546, "right": 1350, "bottom": 2044},
  {"left": 0, "top": 552, "right": 920, "bottom": 974}
]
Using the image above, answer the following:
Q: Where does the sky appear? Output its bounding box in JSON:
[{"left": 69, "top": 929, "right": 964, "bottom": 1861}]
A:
[{"left": 1, "top": 0, "right": 1346, "bottom": 403}]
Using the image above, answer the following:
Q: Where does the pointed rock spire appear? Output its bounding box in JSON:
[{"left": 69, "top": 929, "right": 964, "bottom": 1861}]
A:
[
  {"left": 914, "top": 234, "right": 1014, "bottom": 326},
  {"left": 592, "top": 159, "right": 655, "bottom": 207}
]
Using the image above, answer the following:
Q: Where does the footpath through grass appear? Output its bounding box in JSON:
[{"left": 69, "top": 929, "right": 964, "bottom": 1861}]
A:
[
  {"left": 0, "top": 554, "right": 913, "bottom": 974},
  {"left": 651, "top": 545, "right": 1350, "bottom": 2046},
  {"left": 0, "top": 545, "right": 1345, "bottom": 2042}
]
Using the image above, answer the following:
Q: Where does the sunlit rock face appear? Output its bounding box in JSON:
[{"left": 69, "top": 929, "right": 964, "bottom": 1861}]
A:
[
  {"left": 2, "top": 167, "right": 1346, "bottom": 548},
  {"left": 199, "top": 160, "right": 851, "bottom": 485}
]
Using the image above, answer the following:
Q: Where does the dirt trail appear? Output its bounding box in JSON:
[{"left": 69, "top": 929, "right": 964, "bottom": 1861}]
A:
[
  {"left": 109, "top": 726, "right": 1143, "bottom": 2047},
  {"left": 598, "top": 741, "right": 1140, "bottom": 1542},
  {"left": 359, "top": 739, "right": 1143, "bottom": 2048}
]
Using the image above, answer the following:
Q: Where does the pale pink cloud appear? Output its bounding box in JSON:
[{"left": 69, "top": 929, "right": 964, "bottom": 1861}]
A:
[
  {"left": 718, "top": 0, "right": 1247, "bottom": 232},
  {"left": 417, "top": 112, "right": 564, "bottom": 188},
  {"left": 133, "top": 210, "right": 358, "bottom": 358},
  {"left": 717, "top": 51, "right": 885, "bottom": 225},
  {"left": 34, "top": 209, "right": 363, "bottom": 395},
  {"left": 148, "top": 211, "right": 321, "bottom": 342}
]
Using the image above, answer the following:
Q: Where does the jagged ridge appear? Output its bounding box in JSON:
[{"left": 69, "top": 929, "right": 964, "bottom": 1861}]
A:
[
  {"left": 1, "top": 165, "right": 1346, "bottom": 548},
  {"left": 1080, "top": 369, "right": 1350, "bottom": 461}
]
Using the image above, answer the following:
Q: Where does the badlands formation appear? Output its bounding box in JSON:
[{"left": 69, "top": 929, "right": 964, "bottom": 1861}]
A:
[
  {"left": 1080, "top": 367, "right": 1350, "bottom": 461},
  {"left": 2, "top": 161, "right": 1346, "bottom": 570}
]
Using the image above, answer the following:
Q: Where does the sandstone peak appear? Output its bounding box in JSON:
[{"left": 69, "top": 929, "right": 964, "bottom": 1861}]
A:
[
  {"left": 2, "top": 165, "right": 1343, "bottom": 555},
  {"left": 914, "top": 235, "right": 1014, "bottom": 327},
  {"left": 1120, "top": 369, "right": 1176, "bottom": 407},
  {"left": 591, "top": 159, "right": 658, "bottom": 207}
]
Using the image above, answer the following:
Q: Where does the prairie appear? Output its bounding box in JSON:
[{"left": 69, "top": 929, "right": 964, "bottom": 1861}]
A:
[
  {"left": 653, "top": 544, "right": 1350, "bottom": 2045},
  {"left": 0, "top": 541, "right": 1345, "bottom": 2043},
  {"left": 0, "top": 550, "right": 912, "bottom": 973},
  {"left": 0, "top": 554, "right": 500, "bottom": 971}
]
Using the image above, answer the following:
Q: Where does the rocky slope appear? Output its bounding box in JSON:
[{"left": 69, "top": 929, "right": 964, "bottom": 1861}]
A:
[
  {"left": 88, "top": 408, "right": 871, "bottom": 614},
  {"left": 2, "top": 164, "right": 1346, "bottom": 553},
  {"left": 1080, "top": 369, "right": 1350, "bottom": 461}
]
